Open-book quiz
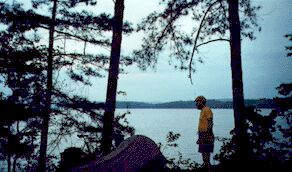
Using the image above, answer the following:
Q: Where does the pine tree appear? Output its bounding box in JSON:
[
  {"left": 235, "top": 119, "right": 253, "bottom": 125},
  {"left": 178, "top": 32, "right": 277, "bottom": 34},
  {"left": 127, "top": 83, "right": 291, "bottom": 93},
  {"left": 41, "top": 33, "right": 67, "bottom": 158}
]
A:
[
  {"left": 38, "top": 0, "right": 57, "bottom": 171},
  {"left": 0, "top": 0, "right": 134, "bottom": 170},
  {"left": 133, "top": 0, "right": 261, "bottom": 161},
  {"left": 101, "top": 0, "right": 125, "bottom": 155}
]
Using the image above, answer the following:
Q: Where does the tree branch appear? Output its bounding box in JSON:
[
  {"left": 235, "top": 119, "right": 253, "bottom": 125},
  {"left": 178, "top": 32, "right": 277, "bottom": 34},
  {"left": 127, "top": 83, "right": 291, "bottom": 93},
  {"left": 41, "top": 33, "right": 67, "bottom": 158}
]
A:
[
  {"left": 54, "top": 53, "right": 106, "bottom": 69},
  {"left": 153, "top": 1, "right": 199, "bottom": 55},
  {"left": 189, "top": 0, "right": 220, "bottom": 84},
  {"left": 39, "top": 25, "right": 111, "bottom": 47},
  {"left": 196, "top": 38, "right": 230, "bottom": 48}
]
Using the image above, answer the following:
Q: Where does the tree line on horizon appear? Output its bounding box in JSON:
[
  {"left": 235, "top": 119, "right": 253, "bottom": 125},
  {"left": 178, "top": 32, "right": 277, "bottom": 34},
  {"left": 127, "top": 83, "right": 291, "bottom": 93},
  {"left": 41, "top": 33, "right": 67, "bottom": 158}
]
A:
[
  {"left": 114, "top": 99, "right": 277, "bottom": 109},
  {"left": 0, "top": 0, "right": 291, "bottom": 171}
]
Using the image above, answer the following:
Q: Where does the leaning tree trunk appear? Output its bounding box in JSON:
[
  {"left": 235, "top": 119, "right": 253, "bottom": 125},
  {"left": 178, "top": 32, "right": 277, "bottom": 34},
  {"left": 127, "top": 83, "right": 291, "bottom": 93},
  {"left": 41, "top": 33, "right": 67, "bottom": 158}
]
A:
[
  {"left": 228, "top": 0, "right": 248, "bottom": 161},
  {"left": 38, "top": 0, "right": 57, "bottom": 171},
  {"left": 101, "top": 0, "right": 125, "bottom": 155}
]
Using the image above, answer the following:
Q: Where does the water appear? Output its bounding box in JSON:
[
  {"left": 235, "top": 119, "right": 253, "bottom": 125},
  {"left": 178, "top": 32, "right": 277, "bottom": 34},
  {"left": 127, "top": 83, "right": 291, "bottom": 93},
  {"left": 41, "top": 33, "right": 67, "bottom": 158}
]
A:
[
  {"left": 0, "top": 109, "right": 274, "bottom": 171},
  {"left": 116, "top": 108, "right": 272, "bottom": 164}
]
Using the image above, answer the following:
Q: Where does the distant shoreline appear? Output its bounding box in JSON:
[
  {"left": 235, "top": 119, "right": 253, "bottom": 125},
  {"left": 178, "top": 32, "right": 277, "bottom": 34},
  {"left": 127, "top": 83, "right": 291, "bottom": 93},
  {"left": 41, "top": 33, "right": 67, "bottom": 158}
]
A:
[
  {"left": 115, "top": 99, "right": 275, "bottom": 109},
  {"left": 116, "top": 107, "right": 273, "bottom": 109}
]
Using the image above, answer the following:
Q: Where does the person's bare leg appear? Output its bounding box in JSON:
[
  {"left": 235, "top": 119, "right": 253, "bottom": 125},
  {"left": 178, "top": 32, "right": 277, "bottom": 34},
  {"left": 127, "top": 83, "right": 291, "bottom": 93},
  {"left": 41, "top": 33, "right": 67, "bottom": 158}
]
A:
[{"left": 202, "top": 153, "right": 211, "bottom": 171}]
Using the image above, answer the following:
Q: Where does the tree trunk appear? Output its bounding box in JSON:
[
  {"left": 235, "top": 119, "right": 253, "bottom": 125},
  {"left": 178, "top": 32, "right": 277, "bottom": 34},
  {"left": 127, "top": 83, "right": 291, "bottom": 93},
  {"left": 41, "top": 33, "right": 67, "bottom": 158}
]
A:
[
  {"left": 12, "top": 156, "right": 17, "bottom": 172},
  {"left": 7, "top": 153, "right": 11, "bottom": 172},
  {"left": 227, "top": 0, "right": 247, "bottom": 161},
  {"left": 7, "top": 125, "right": 11, "bottom": 172},
  {"left": 38, "top": 0, "right": 57, "bottom": 171},
  {"left": 101, "top": 0, "right": 125, "bottom": 155}
]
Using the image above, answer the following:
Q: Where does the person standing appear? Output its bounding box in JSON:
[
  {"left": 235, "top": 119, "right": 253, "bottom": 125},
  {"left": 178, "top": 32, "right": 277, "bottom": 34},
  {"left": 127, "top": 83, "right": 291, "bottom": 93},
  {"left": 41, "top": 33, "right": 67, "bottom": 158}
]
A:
[{"left": 195, "top": 96, "right": 214, "bottom": 171}]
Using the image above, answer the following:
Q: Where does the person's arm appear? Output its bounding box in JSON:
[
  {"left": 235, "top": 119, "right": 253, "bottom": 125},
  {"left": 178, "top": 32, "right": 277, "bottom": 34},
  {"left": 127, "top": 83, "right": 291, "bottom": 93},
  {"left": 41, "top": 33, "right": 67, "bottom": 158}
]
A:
[
  {"left": 205, "top": 108, "right": 213, "bottom": 133},
  {"left": 206, "top": 109, "right": 214, "bottom": 143},
  {"left": 206, "top": 118, "right": 213, "bottom": 133}
]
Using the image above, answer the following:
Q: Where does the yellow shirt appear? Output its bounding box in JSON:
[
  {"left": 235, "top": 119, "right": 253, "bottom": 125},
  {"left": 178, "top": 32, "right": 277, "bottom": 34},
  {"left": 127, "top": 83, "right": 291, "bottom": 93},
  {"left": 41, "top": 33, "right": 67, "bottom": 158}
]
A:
[{"left": 198, "top": 106, "right": 213, "bottom": 132}]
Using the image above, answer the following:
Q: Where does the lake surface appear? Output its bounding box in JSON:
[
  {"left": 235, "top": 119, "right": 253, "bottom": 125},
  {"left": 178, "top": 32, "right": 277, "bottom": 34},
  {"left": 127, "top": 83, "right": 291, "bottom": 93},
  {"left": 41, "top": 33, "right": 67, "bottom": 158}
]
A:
[
  {"left": 116, "top": 108, "right": 272, "bottom": 164},
  {"left": 0, "top": 109, "right": 275, "bottom": 171}
]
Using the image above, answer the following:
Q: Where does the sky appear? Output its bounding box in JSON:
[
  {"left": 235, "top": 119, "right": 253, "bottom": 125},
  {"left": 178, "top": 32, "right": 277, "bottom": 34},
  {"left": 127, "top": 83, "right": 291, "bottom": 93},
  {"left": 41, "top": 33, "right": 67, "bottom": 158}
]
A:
[
  {"left": 1, "top": 0, "right": 292, "bottom": 103},
  {"left": 83, "top": 0, "right": 292, "bottom": 102}
]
